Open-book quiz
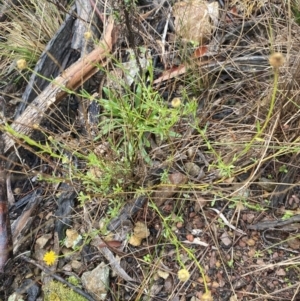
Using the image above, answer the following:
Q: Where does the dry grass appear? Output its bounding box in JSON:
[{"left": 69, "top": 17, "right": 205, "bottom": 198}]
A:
[
  {"left": 0, "top": 0, "right": 64, "bottom": 78},
  {"left": 2, "top": 0, "right": 300, "bottom": 300}
]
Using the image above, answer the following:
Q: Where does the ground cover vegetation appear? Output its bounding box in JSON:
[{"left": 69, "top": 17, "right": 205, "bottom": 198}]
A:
[{"left": 0, "top": 0, "right": 300, "bottom": 300}]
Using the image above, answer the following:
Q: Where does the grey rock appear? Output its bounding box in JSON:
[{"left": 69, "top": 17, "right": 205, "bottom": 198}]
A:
[{"left": 81, "top": 262, "right": 110, "bottom": 301}]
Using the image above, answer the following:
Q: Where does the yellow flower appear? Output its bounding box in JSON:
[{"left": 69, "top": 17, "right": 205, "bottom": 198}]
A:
[
  {"left": 16, "top": 59, "right": 27, "bottom": 70},
  {"left": 177, "top": 268, "right": 190, "bottom": 282},
  {"left": 84, "top": 31, "right": 92, "bottom": 40},
  {"left": 171, "top": 98, "right": 181, "bottom": 108},
  {"left": 43, "top": 250, "right": 57, "bottom": 266}
]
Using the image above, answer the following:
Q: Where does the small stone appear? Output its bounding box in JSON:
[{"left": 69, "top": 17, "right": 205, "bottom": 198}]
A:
[
  {"left": 129, "top": 222, "right": 150, "bottom": 246},
  {"left": 220, "top": 231, "right": 232, "bottom": 247},
  {"left": 239, "top": 240, "right": 246, "bottom": 248},
  {"left": 177, "top": 222, "right": 183, "bottom": 228},
  {"left": 275, "top": 268, "right": 286, "bottom": 276},
  {"left": 186, "top": 234, "right": 194, "bottom": 242},
  {"left": 246, "top": 214, "right": 255, "bottom": 224},
  {"left": 257, "top": 177, "right": 276, "bottom": 192},
  {"left": 212, "top": 281, "right": 219, "bottom": 288},
  {"left": 82, "top": 262, "right": 110, "bottom": 301},
  {"left": 287, "top": 235, "right": 300, "bottom": 250},
  {"left": 71, "top": 260, "right": 83, "bottom": 273},
  {"left": 184, "top": 162, "right": 201, "bottom": 177},
  {"left": 35, "top": 234, "right": 52, "bottom": 249},
  {"left": 187, "top": 147, "right": 196, "bottom": 159},
  {"left": 65, "top": 229, "right": 82, "bottom": 249},
  {"left": 246, "top": 238, "right": 256, "bottom": 246},
  {"left": 62, "top": 263, "right": 72, "bottom": 272}
]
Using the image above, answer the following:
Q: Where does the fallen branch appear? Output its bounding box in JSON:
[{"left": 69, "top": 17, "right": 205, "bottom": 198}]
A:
[{"left": 2, "top": 16, "right": 116, "bottom": 154}]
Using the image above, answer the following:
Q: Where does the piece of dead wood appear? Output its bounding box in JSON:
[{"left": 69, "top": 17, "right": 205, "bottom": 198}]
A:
[
  {"left": 0, "top": 162, "right": 13, "bottom": 273},
  {"left": 248, "top": 214, "right": 300, "bottom": 231},
  {"left": 73, "top": 0, "right": 100, "bottom": 55},
  {"left": 11, "top": 189, "right": 43, "bottom": 254},
  {"left": 17, "top": 5, "right": 78, "bottom": 117},
  {"left": 2, "top": 16, "right": 116, "bottom": 154},
  {"left": 153, "top": 55, "right": 268, "bottom": 85}
]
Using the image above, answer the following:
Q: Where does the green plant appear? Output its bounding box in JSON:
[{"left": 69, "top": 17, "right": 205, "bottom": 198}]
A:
[
  {"left": 239, "top": 53, "right": 283, "bottom": 158},
  {"left": 217, "top": 218, "right": 226, "bottom": 229},
  {"left": 68, "top": 276, "right": 81, "bottom": 287},
  {"left": 97, "top": 57, "right": 197, "bottom": 163},
  {"left": 143, "top": 254, "right": 152, "bottom": 263},
  {"left": 149, "top": 201, "right": 210, "bottom": 296},
  {"left": 282, "top": 210, "right": 295, "bottom": 220},
  {"left": 227, "top": 259, "right": 234, "bottom": 268},
  {"left": 254, "top": 250, "right": 263, "bottom": 258},
  {"left": 291, "top": 0, "right": 300, "bottom": 25},
  {"left": 160, "top": 169, "right": 170, "bottom": 184},
  {"left": 279, "top": 164, "right": 288, "bottom": 173}
]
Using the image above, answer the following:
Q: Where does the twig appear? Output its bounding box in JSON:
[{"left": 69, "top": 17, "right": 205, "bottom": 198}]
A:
[
  {"left": 89, "top": 0, "right": 104, "bottom": 23},
  {"left": 161, "top": 9, "right": 171, "bottom": 46},
  {"left": 209, "top": 208, "right": 246, "bottom": 235},
  {"left": 20, "top": 255, "right": 96, "bottom": 301},
  {"left": 248, "top": 214, "right": 300, "bottom": 231}
]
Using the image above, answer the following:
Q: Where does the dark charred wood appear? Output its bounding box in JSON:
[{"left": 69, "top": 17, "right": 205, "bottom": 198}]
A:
[
  {"left": 270, "top": 156, "right": 299, "bottom": 208},
  {"left": 54, "top": 183, "right": 76, "bottom": 241},
  {"left": 15, "top": 6, "right": 78, "bottom": 118}
]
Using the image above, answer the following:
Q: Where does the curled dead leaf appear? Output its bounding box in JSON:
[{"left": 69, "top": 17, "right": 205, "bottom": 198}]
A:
[{"left": 129, "top": 222, "right": 150, "bottom": 246}]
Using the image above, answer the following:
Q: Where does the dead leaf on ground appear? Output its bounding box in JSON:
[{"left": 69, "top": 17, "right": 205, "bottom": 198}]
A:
[
  {"left": 287, "top": 234, "right": 300, "bottom": 250},
  {"left": 129, "top": 222, "right": 150, "bottom": 246},
  {"left": 173, "top": 0, "right": 219, "bottom": 43}
]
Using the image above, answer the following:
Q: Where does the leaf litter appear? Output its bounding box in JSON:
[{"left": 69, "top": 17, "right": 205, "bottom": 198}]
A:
[{"left": 1, "top": 0, "right": 300, "bottom": 301}]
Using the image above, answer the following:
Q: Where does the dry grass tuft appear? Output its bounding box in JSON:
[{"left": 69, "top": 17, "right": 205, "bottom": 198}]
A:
[{"left": 0, "top": 0, "right": 64, "bottom": 77}]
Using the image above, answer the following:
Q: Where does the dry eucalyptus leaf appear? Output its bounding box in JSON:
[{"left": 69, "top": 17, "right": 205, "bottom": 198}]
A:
[{"left": 173, "top": 0, "right": 219, "bottom": 43}]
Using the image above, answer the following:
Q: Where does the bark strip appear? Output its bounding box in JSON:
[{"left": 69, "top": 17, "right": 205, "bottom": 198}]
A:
[{"left": 0, "top": 164, "right": 12, "bottom": 273}]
